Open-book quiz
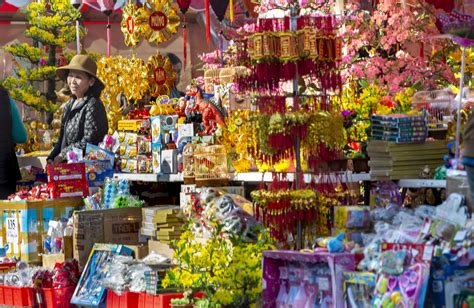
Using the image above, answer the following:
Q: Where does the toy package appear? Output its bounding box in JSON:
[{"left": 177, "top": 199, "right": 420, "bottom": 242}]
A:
[
  {"left": 373, "top": 243, "right": 434, "bottom": 308},
  {"left": 71, "top": 244, "right": 133, "bottom": 306},
  {"left": 343, "top": 272, "right": 376, "bottom": 308}
]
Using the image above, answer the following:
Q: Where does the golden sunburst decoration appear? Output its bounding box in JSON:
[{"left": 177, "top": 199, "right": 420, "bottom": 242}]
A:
[
  {"left": 121, "top": 2, "right": 147, "bottom": 47},
  {"left": 147, "top": 52, "right": 176, "bottom": 97},
  {"left": 142, "top": 0, "right": 180, "bottom": 45}
]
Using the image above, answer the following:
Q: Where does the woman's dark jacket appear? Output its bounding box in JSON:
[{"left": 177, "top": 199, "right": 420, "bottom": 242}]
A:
[
  {"left": 0, "top": 92, "right": 21, "bottom": 187},
  {"left": 48, "top": 96, "right": 108, "bottom": 161}
]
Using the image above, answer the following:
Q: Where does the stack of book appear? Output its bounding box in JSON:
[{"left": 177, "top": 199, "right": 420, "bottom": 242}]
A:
[
  {"left": 371, "top": 114, "right": 427, "bottom": 143},
  {"left": 140, "top": 206, "right": 184, "bottom": 243},
  {"left": 367, "top": 140, "right": 447, "bottom": 180}
]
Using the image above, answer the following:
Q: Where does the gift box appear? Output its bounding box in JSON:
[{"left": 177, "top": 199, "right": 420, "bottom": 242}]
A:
[
  {"left": 47, "top": 163, "right": 86, "bottom": 182},
  {"left": 50, "top": 180, "right": 89, "bottom": 199}
]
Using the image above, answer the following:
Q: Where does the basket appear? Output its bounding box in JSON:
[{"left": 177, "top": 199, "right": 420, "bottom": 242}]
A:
[
  {"left": 194, "top": 144, "right": 229, "bottom": 187},
  {"left": 411, "top": 89, "right": 455, "bottom": 130},
  {"left": 3, "top": 285, "right": 35, "bottom": 307},
  {"left": 204, "top": 69, "right": 220, "bottom": 94},
  {"left": 106, "top": 290, "right": 140, "bottom": 308},
  {"left": 42, "top": 286, "right": 76, "bottom": 308},
  {"left": 182, "top": 143, "right": 195, "bottom": 184}
]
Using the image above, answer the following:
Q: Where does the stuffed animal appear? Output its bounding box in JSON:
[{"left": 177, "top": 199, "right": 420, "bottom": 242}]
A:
[{"left": 327, "top": 233, "right": 345, "bottom": 253}]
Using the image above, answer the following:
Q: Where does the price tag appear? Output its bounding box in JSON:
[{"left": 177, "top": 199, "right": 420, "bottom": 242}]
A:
[{"left": 5, "top": 217, "right": 18, "bottom": 243}]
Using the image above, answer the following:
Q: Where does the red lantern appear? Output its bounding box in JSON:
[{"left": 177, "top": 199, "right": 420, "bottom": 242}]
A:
[
  {"left": 210, "top": 0, "right": 230, "bottom": 22},
  {"left": 176, "top": 0, "right": 191, "bottom": 14}
]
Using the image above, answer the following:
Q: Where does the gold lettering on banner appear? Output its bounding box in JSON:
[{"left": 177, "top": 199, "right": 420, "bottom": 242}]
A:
[
  {"left": 280, "top": 35, "right": 291, "bottom": 58},
  {"left": 335, "top": 37, "right": 342, "bottom": 61},
  {"left": 318, "top": 37, "right": 325, "bottom": 60},
  {"left": 149, "top": 11, "right": 168, "bottom": 31},
  {"left": 154, "top": 67, "right": 167, "bottom": 85},
  {"left": 262, "top": 34, "right": 273, "bottom": 58},
  {"left": 252, "top": 35, "right": 263, "bottom": 60},
  {"left": 327, "top": 38, "right": 334, "bottom": 61}
]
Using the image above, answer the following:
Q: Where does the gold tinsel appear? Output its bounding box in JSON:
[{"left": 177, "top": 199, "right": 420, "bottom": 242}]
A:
[
  {"left": 121, "top": 2, "right": 148, "bottom": 47},
  {"left": 121, "top": 0, "right": 180, "bottom": 47},
  {"left": 97, "top": 55, "right": 150, "bottom": 133},
  {"left": 147, "top": 52, "right": 176, "bottom": 97},
  {"left": 142, "top": 0, "right": 180, "bottom": 45}
]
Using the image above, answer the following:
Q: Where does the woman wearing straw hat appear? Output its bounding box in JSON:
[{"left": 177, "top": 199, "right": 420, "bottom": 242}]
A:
[{"left": 47, "top": 55, "right": 108, "bottom": 164}]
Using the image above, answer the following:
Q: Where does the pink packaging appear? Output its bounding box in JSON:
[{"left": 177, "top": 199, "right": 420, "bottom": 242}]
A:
[{"left": 262, "top": 250, "right": 354, "bottom": 308}]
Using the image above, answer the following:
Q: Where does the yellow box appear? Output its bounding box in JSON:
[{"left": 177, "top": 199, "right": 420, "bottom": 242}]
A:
[
  {"left": 118, "top": 120, "right": 144, "bottom": 132},
  {"left": 0, "top": 198, "right": 83, "bottom": 263}
]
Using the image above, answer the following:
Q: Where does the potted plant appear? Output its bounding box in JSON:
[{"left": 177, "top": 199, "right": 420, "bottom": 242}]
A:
[
  {"left": 162, "top": 222, "right": 274, "bottom": 308},
  {"left": 171, "top": 298, "right": 193, "bottom": 308}
]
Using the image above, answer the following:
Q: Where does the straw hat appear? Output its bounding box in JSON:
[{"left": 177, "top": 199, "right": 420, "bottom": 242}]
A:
[{"left": 56, "top": 55, "right": 105, "bottom": 92}]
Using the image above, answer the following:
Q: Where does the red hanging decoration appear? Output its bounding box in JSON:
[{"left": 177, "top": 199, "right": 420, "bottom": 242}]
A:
[
  {"left": 177, "top": 0, "right": 191, "bottom": 67},
  {"left": 205, "top": 0, "right": 211, "bottom": 45},
  {"left": 183, "top": 21, "right": 187, "bottom": 68}
]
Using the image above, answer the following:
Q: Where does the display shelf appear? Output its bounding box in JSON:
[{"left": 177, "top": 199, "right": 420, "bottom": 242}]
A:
[
  {"left": 397, "top": 179, "right": 447, "bottom": 188},
  {"left": 232, "top": 172, "right": 371, "bottom": 183},
  {"left": 113, "top": 173, "right": 184, "bottom": 182},
  {"left": 113, "top": 172, "right": 371, "bottom": 183}
]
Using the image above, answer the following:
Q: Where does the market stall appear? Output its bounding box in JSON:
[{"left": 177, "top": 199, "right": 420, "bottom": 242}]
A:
[{"left": 0, "top": 0, "right": 472, "bottom": 307}]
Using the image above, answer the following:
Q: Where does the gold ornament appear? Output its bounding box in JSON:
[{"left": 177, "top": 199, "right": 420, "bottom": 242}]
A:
[
  {"left": 142, "top": 0, "right": 180, "bottom": 45},
  {"left": 121, "top": 2, "right": 147, "bottom": 47},
  {"left": 147, "top": 52, "right": 176, "bottom": 97}
]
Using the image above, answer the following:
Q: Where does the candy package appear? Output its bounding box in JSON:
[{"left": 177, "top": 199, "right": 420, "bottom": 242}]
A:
[{"left": 66, "top": 148, "right": 83, "bottom": 163}]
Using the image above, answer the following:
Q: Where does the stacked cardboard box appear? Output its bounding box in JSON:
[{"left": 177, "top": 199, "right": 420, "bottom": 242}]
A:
[
  {"left": 73, "top": 207, "right": 142, "bottom": 266},
  {"left": 141, "top": 206, "right": 183, "bottom": 243},
  {"left": 0, "top": 198, "right": 83, "bottom": 263},
  {"left": 367, "top": 140, "right": 446, "bottom": 180}
]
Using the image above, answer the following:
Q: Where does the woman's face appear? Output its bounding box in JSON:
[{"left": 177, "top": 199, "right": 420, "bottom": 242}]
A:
[{"left": 67, "top": 70, "right": 94, "bottom": 98}]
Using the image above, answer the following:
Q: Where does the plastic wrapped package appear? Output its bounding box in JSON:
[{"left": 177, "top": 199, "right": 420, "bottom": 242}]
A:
[
  {"left": 100, "top": 255, "right": 151, "bottom": 295},
  {"left": 101, "top": 255, "right": 132, "bottom": 295},
  {"left": 370, "top": 204, "right": 401, "bottom": 223}
]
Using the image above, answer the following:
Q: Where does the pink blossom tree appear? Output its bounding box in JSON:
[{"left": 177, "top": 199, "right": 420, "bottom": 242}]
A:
[{"left": 343, "top": 0, "right": 456, "bottom": 94}]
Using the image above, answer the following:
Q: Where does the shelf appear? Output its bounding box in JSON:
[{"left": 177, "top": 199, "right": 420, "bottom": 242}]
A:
[
  {"left": 397, "top": 179, "right": 447, "bottom": 189},
  {"left": 113, "top": 172, "right": 371, "bottom": 183},
  {"left": 113, "top": 173, "right": 184, "bottom": 182},
  {"left": 232, "top": 172, "right": 371, "bottom": 183},
  {"left": 112, "top": 172, "right": 447, "bottom": 188}
]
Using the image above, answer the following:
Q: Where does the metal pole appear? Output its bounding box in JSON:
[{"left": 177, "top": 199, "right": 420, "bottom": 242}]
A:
[
  {"left": 455, "top": 46, "right": 467, "bottom": 169},
  {"left": 290, "top": 4, "right": 303, "bottom": 250}
]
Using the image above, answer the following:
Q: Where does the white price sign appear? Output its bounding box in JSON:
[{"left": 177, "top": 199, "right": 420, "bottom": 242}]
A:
[{"left": 5, "top": 218, "right": 19, "bottom": 243}]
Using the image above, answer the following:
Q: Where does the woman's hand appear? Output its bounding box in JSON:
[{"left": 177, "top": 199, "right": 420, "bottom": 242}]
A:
[{"left": 53, "top": 155, "right": 64, "bottom": 164}]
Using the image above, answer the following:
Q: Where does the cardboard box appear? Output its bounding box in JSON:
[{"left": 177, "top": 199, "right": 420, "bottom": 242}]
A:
[
  {"left": 126, "top": 244, "right": 149, "bottom": 260},
  {"left": 148, "top": 240, "right": 174, "bottom": 260},
  {"left": 42, "top": 236, "right": 73, "bottom": 269},
  {"left": 73, "top": 208, "right": 142, "bottom": 266},
  {"left": 0, "top": 199, "right": 82, "bottom": 263}
]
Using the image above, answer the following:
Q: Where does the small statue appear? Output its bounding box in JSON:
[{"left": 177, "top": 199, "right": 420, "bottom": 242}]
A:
[{"left": 192, "top": 88, "right": 226, "bottom": 136}]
